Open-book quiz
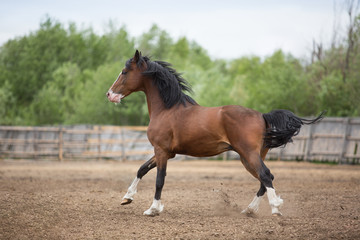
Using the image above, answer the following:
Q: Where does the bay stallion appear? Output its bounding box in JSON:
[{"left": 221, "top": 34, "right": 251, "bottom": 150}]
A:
[{"left": 106, "top": 50, "right": 324, "bottom": 216}]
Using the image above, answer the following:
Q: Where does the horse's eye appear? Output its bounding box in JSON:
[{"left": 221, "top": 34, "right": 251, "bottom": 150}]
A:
[{"left": 122, "top": 70, "right": 127, "bottom": 75}]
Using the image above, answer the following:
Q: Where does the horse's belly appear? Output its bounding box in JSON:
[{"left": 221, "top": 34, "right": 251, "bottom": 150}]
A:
[{"left": 173, "top": 140, "right": 231, "bottom": 157}]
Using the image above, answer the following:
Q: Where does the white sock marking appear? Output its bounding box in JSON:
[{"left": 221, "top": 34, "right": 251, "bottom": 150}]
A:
[
  {"left": 266, "top": 187, "right": 284, "bottom": 215},
  {"left": 242, "top": 195, "right": 263, "bottom": 214},
  {"left": 143, "top": 199, "right": 164, "bottom": 216},
  {"left": 123, "top": 177, "right": 140, "bottom": 200}
]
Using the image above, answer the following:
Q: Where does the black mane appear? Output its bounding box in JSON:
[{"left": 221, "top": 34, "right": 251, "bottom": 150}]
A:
[{"left": 134, "top": 56, "right": 197, "bottom": 109}]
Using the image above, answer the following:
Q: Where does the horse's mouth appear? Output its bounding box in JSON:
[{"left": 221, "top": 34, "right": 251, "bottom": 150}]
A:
[{"left": 106, "top": 90, "right": 124, "bottom": 103}]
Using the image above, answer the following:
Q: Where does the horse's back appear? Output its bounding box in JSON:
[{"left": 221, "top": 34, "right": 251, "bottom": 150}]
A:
[{"left": 172, "top": 104, "right": 264, "bottom": 137}]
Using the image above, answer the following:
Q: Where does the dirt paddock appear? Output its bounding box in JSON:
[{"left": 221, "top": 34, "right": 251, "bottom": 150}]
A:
[{"left": 0, "top": 159, "right": 359, "bottom": 239}]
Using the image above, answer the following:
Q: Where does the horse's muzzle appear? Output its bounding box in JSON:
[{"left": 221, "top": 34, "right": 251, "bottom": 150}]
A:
[{"left": 106, "top": 90, "right": 124, "bottom": 103}]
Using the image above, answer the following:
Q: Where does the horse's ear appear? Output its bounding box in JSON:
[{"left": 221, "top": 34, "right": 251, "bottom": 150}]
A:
[{"left": 134, "top": 50, "right": 141, "bottom": 63}]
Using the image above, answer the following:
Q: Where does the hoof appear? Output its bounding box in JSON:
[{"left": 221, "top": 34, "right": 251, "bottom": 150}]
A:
[
  {"left": 241, "top": 208, "right": 256, "bottom": 215},
  {"left": 271, "top": 208, "right": 283, "bottom": 216},
  {"left": 272, "top": 212, "right": 283, "bottom": 217},
  {"left": 143, "top": 209, "right": 161, "bottom": 216},
  {"left": 241, "top": 210, "right": 257, "bottom": 218},
  {"left": 121, "top": 198, "right": 133, "bottom": 205},
  {"left": 143, "top": 205, "right": 164, "bottom": 216}
]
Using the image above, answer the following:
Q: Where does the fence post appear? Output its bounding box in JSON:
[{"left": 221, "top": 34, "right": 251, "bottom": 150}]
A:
[
  {"left": 278, "top": 147, "right": 284, "bottom": 161},
  {"left": 97, "top": 125, "right": 102, "bottom": 161},
  {"left": 58, "top": 126, "right": 63, "bottom": 161},
  {"left": 33, "top": 128, "right": 38, "bottom": 160},
  {"left": 222, "top": 152, "right": 228, "bottom": 161},
  {"left": 304, "top": 124, "right": 314, "bottom": 161},
  {"left": 121, "top": 127, "right": 126, "bottom": 161},
  {"left": 340, "top": 118, "right": 351, "bottom": 164}
]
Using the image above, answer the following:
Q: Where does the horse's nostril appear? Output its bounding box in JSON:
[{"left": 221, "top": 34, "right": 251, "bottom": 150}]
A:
[{"left": 106, "top": 92, "right": 110, "bottom": 97}]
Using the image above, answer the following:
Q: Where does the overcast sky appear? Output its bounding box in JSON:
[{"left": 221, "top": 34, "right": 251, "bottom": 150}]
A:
[{"left": 0, "top": 0, "right": 349, "bottom": 59}]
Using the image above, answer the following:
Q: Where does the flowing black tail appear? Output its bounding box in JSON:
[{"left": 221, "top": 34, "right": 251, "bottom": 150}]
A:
[{"left": 263, "top": 110, "right": 325, "bottom": 148}]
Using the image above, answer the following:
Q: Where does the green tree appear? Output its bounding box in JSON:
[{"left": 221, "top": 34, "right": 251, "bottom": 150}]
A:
[
  {"left": 0, "top": 81, "right": 16, "bottom": 124},
  {"left": 137, "top": 24, "right": 172, "bottom": 59},
  {"left": 307, "top": 8, "right": 360, "bottom": 116},
  {"left": 30, "top": 62, "right": 83, "bottom": 125},
  {"left": 103, "top": 23, "right": 135, "bottom": 63},
  {"left": 68, "top": 62, "right": 149, "bottom": 125},
  {"left": 230, "top": 51, "right": 316, "bottom": 115},
  {"left": 1, "top": 14, "right": 359, "bottom": 127}
]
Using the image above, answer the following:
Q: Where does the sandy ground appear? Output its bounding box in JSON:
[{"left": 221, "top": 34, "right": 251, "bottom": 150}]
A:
[{"left": 0, "top": 159, "right": 359, "bottom": 239}]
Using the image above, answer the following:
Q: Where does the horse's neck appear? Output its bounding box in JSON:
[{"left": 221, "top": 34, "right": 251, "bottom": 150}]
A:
[{"left": 143, "top": 80, "right": 166, "bottom": 119}]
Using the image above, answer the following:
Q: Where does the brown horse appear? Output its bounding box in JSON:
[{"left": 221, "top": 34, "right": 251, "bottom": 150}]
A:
[{"left": 107, "top": 50, "right": 324, "bottom": 216}]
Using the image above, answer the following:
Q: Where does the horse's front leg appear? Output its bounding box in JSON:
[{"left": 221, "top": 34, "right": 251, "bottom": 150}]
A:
[
  {"left": 143, "top": 149, "right": 173, "bottom": 216},
  {"left": 121, "top": 156, "right": 156, "bottom": 205}
]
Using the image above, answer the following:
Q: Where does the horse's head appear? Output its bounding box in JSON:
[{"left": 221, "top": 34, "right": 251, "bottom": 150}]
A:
[{"left": 106, "top": 50, "right": 146, "bottom": 103}]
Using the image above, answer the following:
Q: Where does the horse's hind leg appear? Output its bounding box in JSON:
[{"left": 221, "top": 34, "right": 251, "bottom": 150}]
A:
[
  {"left": 239, "top": 150, "right": 283, "bottom": 216},
  {"left": 261, "top": 165, "right": 283, "bottom": 216},
  {"left": 121, "top": 156, "right": 156, "bottom": 205},
  {"left": 260, "top": 148, "right": 283, "bottom": 216},
  {"left": 241, "top": 147, "right": 269, "bottom": 214},
  {"left": 241, "top": 182, "right": 266, "bottom": 214},
  {"left": 241, "top": 173, "right": 275, "bottom": 214}
]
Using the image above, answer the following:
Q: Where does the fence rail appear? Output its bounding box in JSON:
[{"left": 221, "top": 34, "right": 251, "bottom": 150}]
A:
[{"left": 1, "top": 117, "right": 360, "bottom": 164}]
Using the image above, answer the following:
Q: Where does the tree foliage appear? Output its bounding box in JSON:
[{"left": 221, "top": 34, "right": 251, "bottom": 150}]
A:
[{"left": 0, "top": 15, "right": 359, "bottom": 126}]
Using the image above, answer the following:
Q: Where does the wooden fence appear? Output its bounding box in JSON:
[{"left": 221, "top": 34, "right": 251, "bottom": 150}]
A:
[
  {"left": 0, "top": 125, "right": 153, "bottom": 161},
  {"left": 0, "top": 117, "right": 360, "bottom": 163},
  {"left": 262, "top": 117, "right": 360, "bottom": 164}
]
